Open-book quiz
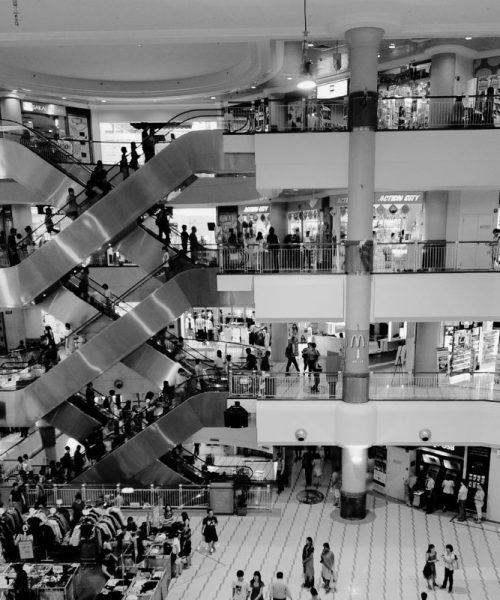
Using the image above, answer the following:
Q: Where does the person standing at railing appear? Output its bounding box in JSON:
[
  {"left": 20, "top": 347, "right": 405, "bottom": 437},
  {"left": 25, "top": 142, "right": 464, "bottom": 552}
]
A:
[
  {"left": 180, "top": 224, "right": 189, "bottom": 255},
  {"left": 450, "top": 97, "right": 465, "bottom": 127},
  {"left": 483, "top": 87, "right": 495, "bottom": 126},
  {"left": 189, "top": 226, "right": 199, "bottom": 263},
  {"left": 129, "top": 141, "right": 139, "bottom": 172},
  {"left": 7, "top": 228, "right": 20, "bottom": 266},
  {"left": 156, "top": 207, "right": 171, "bottom": 244},
  {"left": 266, "top": 227, "right": 280, "bottom": 272}
]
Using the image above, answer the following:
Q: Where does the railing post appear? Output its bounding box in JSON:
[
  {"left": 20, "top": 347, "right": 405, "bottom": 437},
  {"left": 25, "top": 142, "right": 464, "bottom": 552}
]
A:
[
  {"left": 150, "top": 484, "right": 155, "bottom": 506},
  {"left": 179, "top": 484, "right": 183, "bottom": 508},
  {"left": 267, "top": 484, "right": 271, "bottom": 511}
]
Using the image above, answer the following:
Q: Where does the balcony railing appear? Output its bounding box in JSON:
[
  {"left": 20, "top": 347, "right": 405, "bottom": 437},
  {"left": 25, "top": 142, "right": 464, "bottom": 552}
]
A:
[
  {"left": 218, "top": 241, "right": 500, "bottom": 274},
  {"left": 229, "top": 371, "right": 500, "bottom": 402}
]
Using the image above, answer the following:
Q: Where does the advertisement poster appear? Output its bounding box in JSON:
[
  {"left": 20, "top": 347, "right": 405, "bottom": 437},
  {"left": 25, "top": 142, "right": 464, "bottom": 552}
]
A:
[{"left": 465, "top": 447, "right": 490, "bottom": 512}]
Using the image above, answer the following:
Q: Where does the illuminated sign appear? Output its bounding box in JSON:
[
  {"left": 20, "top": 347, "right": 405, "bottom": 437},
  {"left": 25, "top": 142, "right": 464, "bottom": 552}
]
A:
[{"left": 22, "top": 101, "right": 66, "bottom": 117}]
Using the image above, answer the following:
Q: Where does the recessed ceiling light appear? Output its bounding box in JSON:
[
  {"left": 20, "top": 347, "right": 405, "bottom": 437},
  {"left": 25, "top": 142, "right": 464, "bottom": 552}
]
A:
[
  {"left": 250, "top": 85, "right": 256, "bottom": 89},
  {"left": 377, "top": 53, "right": 381, "bottom": 58},
  {"left": 287, "top": 76, "right": 293, "bottom": 80},
  {"left": 307, "top": 42, "right": 314, "bottom": 47},
  {"left": 465, "top": 36, "right": 472, "bottom": 40},
  {"left": 101, "top": 99, "right": 107, "bottom": 103},
  {"left": 388, "top": 42, "right": 396, "bottom": 49},
  {"left": 210, "top": 96, "right": 216, "bottom": 100},
  {"left": 137, "top": 44, "right": 143, "bottom": 47},
  {"left": 61, "top": 96, "right": 67, "bottom": 100}
]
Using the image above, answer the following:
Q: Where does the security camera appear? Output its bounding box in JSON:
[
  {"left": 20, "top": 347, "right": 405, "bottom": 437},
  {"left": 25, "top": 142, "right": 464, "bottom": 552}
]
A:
[
  {"left": 295, "top": 428, "right": 307, "bottom": 442},
  {"left": 419, "top": 429, "right": 431, "bottom": 442}
]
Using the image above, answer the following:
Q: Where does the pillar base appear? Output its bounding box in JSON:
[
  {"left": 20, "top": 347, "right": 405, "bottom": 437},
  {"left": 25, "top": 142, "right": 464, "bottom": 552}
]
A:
[{"left": 340, "top": 491, "right": 367, "bottom": 519}]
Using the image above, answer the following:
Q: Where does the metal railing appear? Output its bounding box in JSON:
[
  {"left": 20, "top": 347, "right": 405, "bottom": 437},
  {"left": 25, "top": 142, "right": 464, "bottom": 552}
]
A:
[
  {"left": 219, "top": 243, "right": 345, "bottom": 273},
  {"left": 0, "top": 482, "right": 272, "bottom": 511},
  {"left": 227, "top": 370, "right": 500, "bottom": 402},
  {"left": 218, "top": 240, "right": 500, "bottom": 274},
  {"left": 378, "top": 95, "right": 498, "bottom": 130},
  {"left": 229, "top": 371, "right": 341, "bottom": 399}
]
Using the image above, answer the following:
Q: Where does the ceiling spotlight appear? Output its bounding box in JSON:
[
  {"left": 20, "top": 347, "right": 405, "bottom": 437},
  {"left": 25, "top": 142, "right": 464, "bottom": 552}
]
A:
[
  {"left": 137, "top": 44, "right": 143, "bottom": 47},
  {"left": 465, "top": 36, "right": 472, "bottom": 40},
  {"left": 250, "top": 85, "right": 256, "bottom": 89},
  {"left": 389, "top": 42, "right": 396, "bottom": 49},
  {"left": 61, "top": 96, "right": 67, "bottom": 100},
  {"left": 377, "top": 53, "right": 381, "bottom": 58},
  {"left": 101, "top": 99, "right": 107, "bottom": 103},
  {"left": 210, "top": 96, "right": 216, "bottom": 100},
  {"left": 287, "top": 76, "right": 293, "bottom": 80},
  {"left": 307, "top": 42, "right": 314, "bottom": 47}
]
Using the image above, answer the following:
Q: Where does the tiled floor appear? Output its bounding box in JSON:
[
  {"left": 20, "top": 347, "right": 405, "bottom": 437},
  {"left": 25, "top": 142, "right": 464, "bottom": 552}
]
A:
[{"left": 167, "top": 461, "right": 500, "bottom": 600}]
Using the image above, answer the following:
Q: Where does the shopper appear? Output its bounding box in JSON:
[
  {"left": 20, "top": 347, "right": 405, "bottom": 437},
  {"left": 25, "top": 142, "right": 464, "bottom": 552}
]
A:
[
  {"left": 129, "top": 142, "right": 139, "bottom": 171},
  {"left": 260, "top": 350, "right": 271, "bottom": 372},
  {"left": 312, "top": 452, "right": 322, "bottom": 487},
  {"left": 79, "top": 266, "right": 90, "bottom": 301},
  {"left": 320, "top": 542, "right": 335, "bottom": 592},
  {"left": 119, "top": 146, "right": 129, "bottom": 180},
  {"left": 276, "top": 452, "right": 286, "bottom": 494},
  {"left": 202, "top": 508, "right": 218, "bottom": 554},
  {"left": 285, "top": 338, "right": 300, "bottom": 374},
  {"left": 180, "top": 511, "right": 192, "bottom": 568},
  {"left": 85, "top": 382, "right": 95, "bottom": 407},
  {"left": 44, "top": 207, "right": 59, "bottom": 235},
  {"left": 302, "top": 537, "right": 315, "bottom": 588},
  {"left": 302, "top": 450, "right": 314, "bottom": 488},
  {"left": 424, "top": 473, "right": 435, "bottom": 513},
  {"left": 249, "top": 571, "right": 265, "bottom": 600},
  {"left": 189, "top": 226, "right": 199, "bottom": 263},
  {"left": 66, "top": 187, "right": 79, "bottom": 220},
  {"left": 64, "top": 322, "right": 75, "bottom": 355},
  {"left": 457, "top": 479, "right": 468, "bottom": 521},
  {"left": 266, "top": 227, "right": 280, "bottom": 271},
  {"left": 232, "top": 570, "right": 250, "bottom": 600},
  {"left": 474, "top": 483, "right": 485, "bottom": 523},
  {"left": 156, "top": 207, "right": 170, "bottom": 243},
  {"left": 180, "top": 224, "right": 189, "bottom": 254},
  {"left": 71, "top": 492, "right": 85, "bottom": 526},
  {"left": 244, "top": 347, "right": 258, "bottom": 371},
  {"left": 440, "top": 544, "right": 459, "bottom": 593},
  {"left": 441, "top": 474, "right": 455, "bottom": 512},
  {"left": 423, "top": 543, "right": 438, "bottom": 590},
  {"left": 73, "top": 445, "right": 85, "bottom": 475},
  {"left": 268, "top": 572, "right": 292, "bottom": 600},
  {"left": 11, "top": 563, "right": 29, "bottom": 599},
  {"left": 9, "top": 483, "right": 25, "bottom": 515}
]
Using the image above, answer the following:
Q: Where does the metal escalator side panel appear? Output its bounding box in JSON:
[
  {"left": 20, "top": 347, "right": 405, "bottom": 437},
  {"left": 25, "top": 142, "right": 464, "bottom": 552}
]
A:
[
  {"left": 0, "top": 130, "right": 223, "bottom": 308},
  {"left": 122, "top": 344, "right": 179, "bottom": 389},
  {"left": 115, "top": 226, "right": 163, "bottom": 275},
  {"left": 38, "top": 286, "right": 101, "bottom": 330},
  {"left": 170, "top": 176, "right": 260, "bottom": 206},
  {"left": 0, "top": 139, "right": 84, "bottom": 210},
  {"left": 74, "top": 391, "right": 229, "bottom": 483},
  {"left": 43, "top": 401, "right": 99, "bottom": 442},
  {"left": 127, "top": 461, "right": 191, "bottom": 487}
]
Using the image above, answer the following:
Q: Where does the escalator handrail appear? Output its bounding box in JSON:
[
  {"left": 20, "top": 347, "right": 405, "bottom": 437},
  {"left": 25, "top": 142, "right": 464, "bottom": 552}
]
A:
[
  {"left": 12, "top": 108, "right": 229, "bottom": 255},
  {"left": 0, "top": 118, "right": 93, "bottom": 184}
]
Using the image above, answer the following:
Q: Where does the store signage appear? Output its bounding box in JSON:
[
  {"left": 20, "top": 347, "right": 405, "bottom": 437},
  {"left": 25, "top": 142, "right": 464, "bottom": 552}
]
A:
[
  {"left": 433, "top": 445, "right": 456, "bottom": 452},
  {"left": 332, "top": 192, "right": 422, "bottom": 206},
  {"left": 22, "top": 101, "right": 66, "bottom": 116}
]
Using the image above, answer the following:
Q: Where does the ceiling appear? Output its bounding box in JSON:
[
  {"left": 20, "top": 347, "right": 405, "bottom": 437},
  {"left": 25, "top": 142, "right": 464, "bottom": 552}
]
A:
[{"left": 1, "top": 0, "right": 500, "bottom": 106}]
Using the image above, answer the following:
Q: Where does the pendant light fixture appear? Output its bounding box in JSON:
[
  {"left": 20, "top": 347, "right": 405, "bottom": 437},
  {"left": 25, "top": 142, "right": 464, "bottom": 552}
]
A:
[{"left": 297, "top": 0, "right": 316, "bottom": 90}]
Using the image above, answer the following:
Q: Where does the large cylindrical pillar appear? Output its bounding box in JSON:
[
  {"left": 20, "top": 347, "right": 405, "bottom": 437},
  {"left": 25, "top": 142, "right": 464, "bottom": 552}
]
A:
[
  {"left": 0, "top": 94, "right": 22, "bottom": 123},
  {"left": 429, "top": 53, "right": 456, "bottom": 127},
  {"left": 269, "top": 202, "right": 288, "bottom": 242},
  {"left": 414, "top": 322, "right": 441, "bottom": 373},
  {"left": 341, "top": 27, "right": 383, "bottom": 519},
  {"left": 270, "top": 322, "right": 288, "bottom": 364}
]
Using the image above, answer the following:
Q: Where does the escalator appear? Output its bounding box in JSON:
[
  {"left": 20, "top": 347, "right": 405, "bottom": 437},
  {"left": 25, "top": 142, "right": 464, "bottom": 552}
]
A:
[
  {"left": 0, "top": 129, "right": 224, "bottom": 307},
  {"left": 0, "top": 265, "right": 250, "bottom": 431},
  {"left": 74, "top": 386, "right": 230, "bottom": 485}
]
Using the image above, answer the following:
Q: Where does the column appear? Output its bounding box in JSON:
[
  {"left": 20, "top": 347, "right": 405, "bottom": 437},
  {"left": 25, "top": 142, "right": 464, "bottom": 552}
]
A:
[
  {"left": 429, "top": 53, "right": 456, "bottom": 127},
  {"left": 270, "top": 322, "right": 288, "bottom": 364},
  {"left": 341, "top": 27, "right": 383, "bottom": 520},
  {"left": 414, "top": 322, "right": 441, "bottom": 373},
  {"left": 0, "top": 93, "right": 22, "bottom": 123},
  {"left": 269, "top": 202, "right": 288, "bottom": 242},
  {"left": 422, "top": 190, "right": 448, "bottom": 269}
]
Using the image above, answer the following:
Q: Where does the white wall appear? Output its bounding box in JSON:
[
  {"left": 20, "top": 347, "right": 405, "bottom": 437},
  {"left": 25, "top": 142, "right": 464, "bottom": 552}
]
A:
[
  {"left": 255, "top": 131, "right": 500, "bottom": 191},
  {"left": 256, "top": 399, "right": 500, "bottom": 447},
  {"left": 487, "top": 450, "right": 500, "bottom": 522}
]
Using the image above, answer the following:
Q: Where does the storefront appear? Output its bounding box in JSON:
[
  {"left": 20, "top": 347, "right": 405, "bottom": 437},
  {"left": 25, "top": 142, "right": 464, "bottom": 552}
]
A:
[
  {"left": 22, "top": 101, "right": 92, "bottom": 163},
  {"left": 332, "top": 192, "right": 424, "bottom": 245},
  {"left": 377, "top": 62, "right": 431, "bottom": 130},
  {"left": 287, "top": 205, "right": 328, "bottom": 242}
]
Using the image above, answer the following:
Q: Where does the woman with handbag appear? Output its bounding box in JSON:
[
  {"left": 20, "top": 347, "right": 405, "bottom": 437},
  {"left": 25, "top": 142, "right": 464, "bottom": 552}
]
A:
[
  {"left": 423, "top": 543, "right": 438, "bottom": 590},
  {"left": 302, "top": 537, "right": 315, "bottom": 588},
  {"left": 320, "top": 543, "right": 335, "bottom": 592}
]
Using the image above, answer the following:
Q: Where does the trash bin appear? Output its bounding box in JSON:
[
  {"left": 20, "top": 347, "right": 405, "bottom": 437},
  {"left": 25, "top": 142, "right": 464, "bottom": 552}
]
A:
[{"left": 209, "top": 482, "right": 234, "bottom": 514}]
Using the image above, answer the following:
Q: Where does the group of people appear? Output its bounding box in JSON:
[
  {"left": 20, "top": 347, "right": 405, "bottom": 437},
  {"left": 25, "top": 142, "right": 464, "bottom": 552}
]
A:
[
  {"left": 231, "top": 541, "right": 335, "bottom": 600},
  {"left": 423, "top": 543, "right": 460, "bottom": 593},
  {"left": 408, "top": 472, "right": 485, "bottom": 523}
]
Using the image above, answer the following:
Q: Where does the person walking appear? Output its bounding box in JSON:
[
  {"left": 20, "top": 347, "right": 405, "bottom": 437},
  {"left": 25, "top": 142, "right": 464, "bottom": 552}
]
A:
[
  {"left": 268, "top": 572, "right": 292, "bottom": 600},
  {"left": 440, "top": 544, "right": 459, "bottom": 593},
  {"left": 232, "top": 570, "right": 250, "bottom": 600},
  {"left": 302, "top": 537, "right": 315, "bottom": 588},
  {"left": 44, "top": 207, "right": 59, "bottom": 235},
  {"left": 85, "top": 382, "right": 95, "bottom": 407},
  {"left": 303, "top": 449, "right": 314, "bottom": 488},
  {"left": 249, "top": 572, "right": 265, "bottom": 600},
  {"left": 474, "top": 483, "right": 485, "bottom": 523},
  {"left": 424, "top": 472, "right": 435, "bottom": 513},
  {"left": 276, "top": 452, "right": 286, "bottom": 494},
  {"left": 119, "top": 146, "right": 129, "bottom": 180},
  {"left": 78, "top": 266, "right": 90, "bottom": 301},
  {"left": 201, "top": 508, "right": 218, "bottom": 554},
  {"left": 66, "top": 187, "right": 79, "bottom": 220},
  {"left": 180, "top": 511, "right": 192, "bottom": 568},
  {"left": 312, "top": 452, "right": 322, "bottom": 487},
  {"left": 156, "top": 207, "right": 170, "bottom": 243},
  {"left": 285, "top": 337, "right": 300, "bottom": 374},
  {"left": 457, "top": 479, "right": 468, "bottom": 521},
  {"left": 320, "top": 542, "right": 335, "bottom": 592},
  {"left": 423, "top": 543, "right": 438, "bottom": 590}
]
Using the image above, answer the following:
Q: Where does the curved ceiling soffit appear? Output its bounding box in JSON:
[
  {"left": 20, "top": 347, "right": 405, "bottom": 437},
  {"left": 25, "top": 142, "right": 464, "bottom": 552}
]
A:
[{"left": 0, "top": 41, "right": 283, "bottom": 101}]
